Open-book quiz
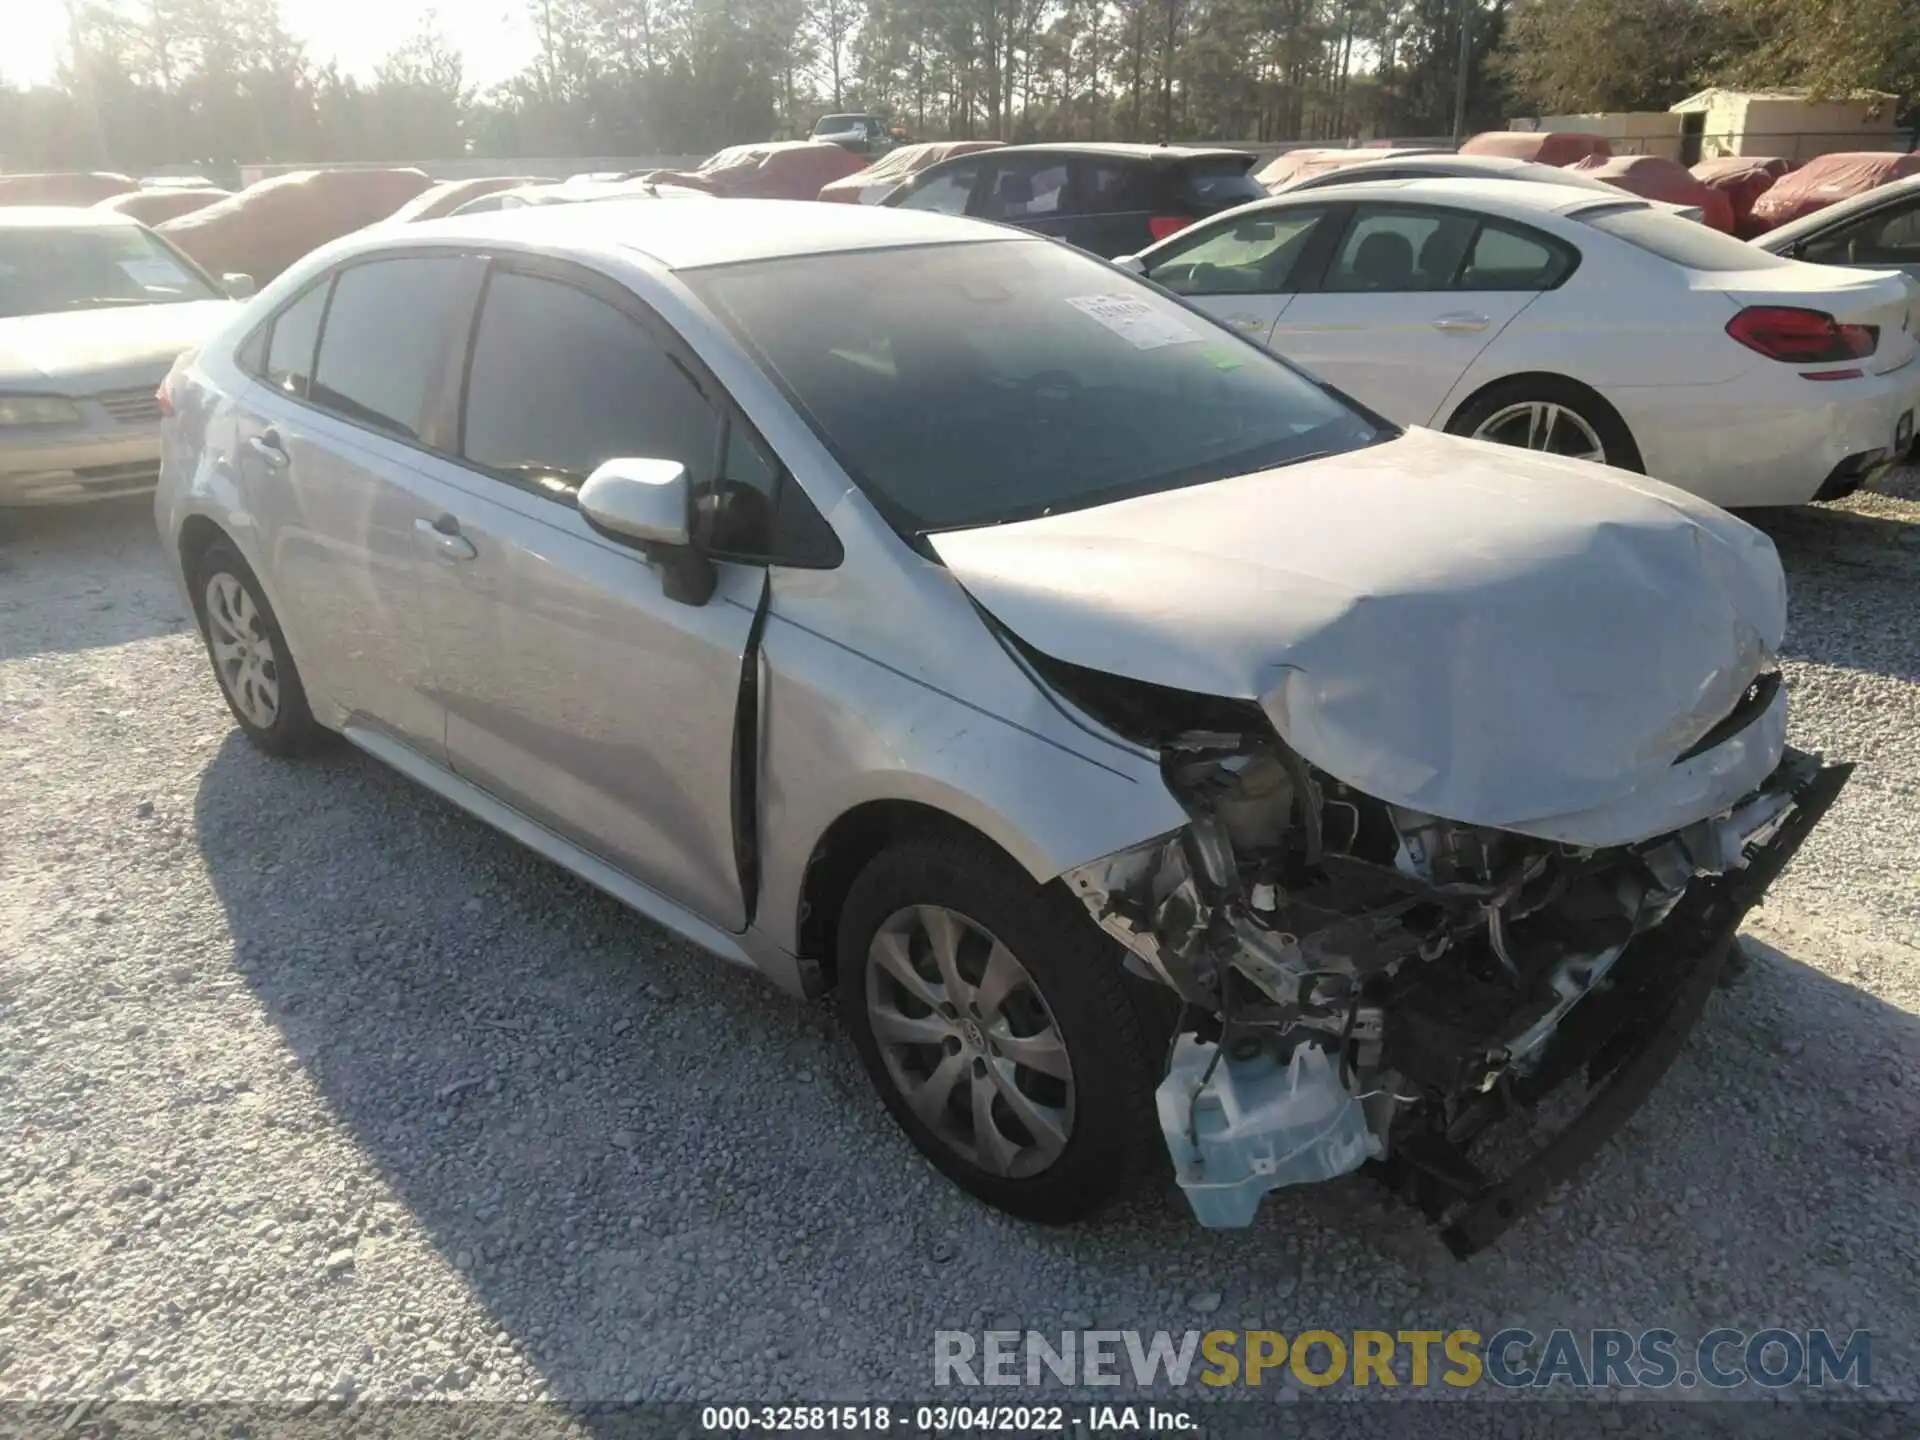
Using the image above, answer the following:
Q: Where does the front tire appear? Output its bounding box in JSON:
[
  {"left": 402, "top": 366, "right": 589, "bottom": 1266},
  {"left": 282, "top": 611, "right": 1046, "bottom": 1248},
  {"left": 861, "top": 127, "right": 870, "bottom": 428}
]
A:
[
  {"left": 837, "top": 831, "right": 1161, "bottom": 1223},
  {"left": 1447, "top": 377, "right": 1643, "bottom": 472},
  {"left": 189, "top": 539, "right": 326, "bottom": 757}
]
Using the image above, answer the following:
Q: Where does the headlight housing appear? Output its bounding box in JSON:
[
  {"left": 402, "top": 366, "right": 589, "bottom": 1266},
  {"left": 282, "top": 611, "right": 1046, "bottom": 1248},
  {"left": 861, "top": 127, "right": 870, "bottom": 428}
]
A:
[{"left": 0, "top": 394, "right": 84, "bottom": 427}]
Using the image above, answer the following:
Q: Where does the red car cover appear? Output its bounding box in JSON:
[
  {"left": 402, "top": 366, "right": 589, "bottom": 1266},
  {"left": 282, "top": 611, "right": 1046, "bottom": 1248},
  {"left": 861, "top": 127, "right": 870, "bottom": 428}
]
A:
[
  {"left": 818, "top": 141, "right": 1001, "bottom": 203},
  {"left": 156, "top": 169, "right": 433, "bottom": 283},
  {"left": 647, "top": 142, "right": 867, "bottom": 201},
  {"left": 0, "top": 171, "right": 137, "bottom": 205},
  {"left": 94, "top": 188, "right": 230, "bottom": 225},
  {"left": 1688, "top": 157, "right": 1786, "bottom": 237},
  {"left": 1460, "top": 131, "right": 1612, "bottom": 167},
  {"left": 1748, "top": 151, "right": 1920, "bottom": 230},
  {"left": 1571, "top": 154, "right": 1736, "bottom": 232}
]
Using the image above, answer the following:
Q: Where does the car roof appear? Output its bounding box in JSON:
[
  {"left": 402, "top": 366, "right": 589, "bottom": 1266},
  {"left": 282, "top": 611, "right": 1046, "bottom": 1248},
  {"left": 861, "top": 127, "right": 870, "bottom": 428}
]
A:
[
  {"left": 397, "top": 197, "right": 1020, "bottom": 270},
  {"left": 1291, "top": 154, "right": 1626, "bottom": 193},
  {"left": 986, "top": 142, "right": 1254, "bottom": 165},
  {"left": 1758, "top": 172, "right": 1920, "bottom": 249},
  {"left": 0, "top": 206, "right": 143, "bottom": 230},
  {"left": 1260, "top": 175, "right": 1634, "bottom": 216}
]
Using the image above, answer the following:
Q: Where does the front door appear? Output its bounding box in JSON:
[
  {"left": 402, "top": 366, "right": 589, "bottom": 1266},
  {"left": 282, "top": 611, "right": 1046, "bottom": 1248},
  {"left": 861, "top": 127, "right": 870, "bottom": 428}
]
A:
[
  {"left": 419, "top": 262, "right": 761, "bottom": 929},
  {"left": 1271, "top": 203, "right": 1563, "bottom": 424}
]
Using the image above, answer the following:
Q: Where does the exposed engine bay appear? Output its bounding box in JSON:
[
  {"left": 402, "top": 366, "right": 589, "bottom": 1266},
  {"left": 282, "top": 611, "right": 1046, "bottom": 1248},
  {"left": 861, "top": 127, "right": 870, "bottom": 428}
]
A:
[{"left": 1047, "top": 657, "right": 1849, "bottom": 1253}]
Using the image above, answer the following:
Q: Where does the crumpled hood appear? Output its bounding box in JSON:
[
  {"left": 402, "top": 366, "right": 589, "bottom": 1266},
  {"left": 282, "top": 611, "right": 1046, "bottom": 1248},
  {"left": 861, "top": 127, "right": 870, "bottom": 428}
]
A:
[
  {"left": 0, "top": 300, "right": 234, "bottom": 393},
  {"left": 931, "top": 428, "right": 1787, "bottom": 834}
]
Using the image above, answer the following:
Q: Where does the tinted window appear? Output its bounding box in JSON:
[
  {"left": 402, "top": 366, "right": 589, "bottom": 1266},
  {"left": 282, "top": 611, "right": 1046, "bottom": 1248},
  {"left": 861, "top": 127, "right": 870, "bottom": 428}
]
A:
[
  {"left": 309, "top": 258, "right": 469, "bottom": 440},
  {"left": 1323, "top": 206, "right": 1479, "bottom": 292},
  {"left": 263, "top": 282, "right": 327, "bottom": 397},
  {"left": 1149, "top": 208, "right": 1327, "bottom": 295},
  {"left": 1460, "top": 220, "right": 1573, "bottom": 290},
  {"left": 686, "top": 239, "right": 1382, "bottom": 535},
  {"left": 983, "top": 157, "right": 1071, "bottom": 220},
  {"left": 1075, "top": 160, "right": 1154, "bottom": 213},
  {"left": 894, "top": 160, "right": 983, "bottom": 214},
  {"left": 1173, "top": 157, "right": 1264, "bottom": 210},
  {"left": 463, "top": 271, "right": 716, "bottom": 503},
  {"left": 1579, "top": 203, "right": 1793, "bottom": 271}
]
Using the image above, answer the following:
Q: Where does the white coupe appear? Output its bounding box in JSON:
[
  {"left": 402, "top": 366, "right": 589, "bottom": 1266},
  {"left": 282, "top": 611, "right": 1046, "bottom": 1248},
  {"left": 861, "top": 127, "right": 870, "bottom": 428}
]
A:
[{"left": 1122, "top": 177, "right": 1919, "bottom": 507}]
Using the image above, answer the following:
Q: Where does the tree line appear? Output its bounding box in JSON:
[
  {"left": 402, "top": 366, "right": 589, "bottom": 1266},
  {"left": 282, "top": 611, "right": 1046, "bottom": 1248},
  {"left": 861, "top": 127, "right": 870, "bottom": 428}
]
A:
[{"left": 2, "top": 0, "right": 1914, "bottom": 173}]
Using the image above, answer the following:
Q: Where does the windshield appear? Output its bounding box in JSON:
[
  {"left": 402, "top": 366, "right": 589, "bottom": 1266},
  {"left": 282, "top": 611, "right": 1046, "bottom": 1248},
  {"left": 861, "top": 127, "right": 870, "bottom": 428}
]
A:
[
  {"left": 1577, "top": 202, "right": 1794, "bottom": 272},
  {"left": 685, "top": 238, "right": 1384, "bottom": 534},
  {"left": 0, "top": 224, "right": 220, "bottom": 319}
]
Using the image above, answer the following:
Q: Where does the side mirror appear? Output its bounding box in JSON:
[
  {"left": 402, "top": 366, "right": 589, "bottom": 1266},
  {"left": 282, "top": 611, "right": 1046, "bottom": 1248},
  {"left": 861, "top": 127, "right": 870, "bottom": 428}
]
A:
[
  {"left": 579, "top": 457, "right": 716, "bottom": 605},
  {"left": 1112, "top": 254, "right": 1147, "bottom": 275},
  {"left": 222, "top": 272, "right": 256, "bottom": 299}
]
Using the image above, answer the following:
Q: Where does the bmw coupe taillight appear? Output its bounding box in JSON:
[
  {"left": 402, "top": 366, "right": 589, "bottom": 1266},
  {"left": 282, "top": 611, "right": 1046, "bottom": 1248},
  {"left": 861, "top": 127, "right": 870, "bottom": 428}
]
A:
[{"left": 1725, "top": 306, "right": 1878, "bottom": 365}]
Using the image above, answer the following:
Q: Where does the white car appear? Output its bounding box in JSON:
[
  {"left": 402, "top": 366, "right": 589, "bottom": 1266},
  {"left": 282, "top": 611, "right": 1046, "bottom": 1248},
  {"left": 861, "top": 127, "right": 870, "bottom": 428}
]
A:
[
  {"left": 0, "top": 208, "right": 244, "bottom": 506},
  {"left": 1122, "top": 177, "right": 1920, "bottom": 507}
]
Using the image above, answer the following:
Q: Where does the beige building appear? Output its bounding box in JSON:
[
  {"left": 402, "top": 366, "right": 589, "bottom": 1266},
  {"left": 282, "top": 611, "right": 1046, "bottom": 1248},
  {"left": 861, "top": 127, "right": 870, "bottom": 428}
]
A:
[
  {"left": 1512, "top": 90, "right": 1907, "bottom": 167},
  {"left": 1668, "top": 88, "right": 1903, "bottom": 163}
]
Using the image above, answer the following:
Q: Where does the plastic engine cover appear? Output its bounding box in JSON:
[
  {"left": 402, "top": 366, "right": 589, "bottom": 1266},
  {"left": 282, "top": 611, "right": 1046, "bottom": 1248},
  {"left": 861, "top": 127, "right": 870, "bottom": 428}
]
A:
[{"left": 1156, "top": 1037, "right": 1381, "bottom": 1227}]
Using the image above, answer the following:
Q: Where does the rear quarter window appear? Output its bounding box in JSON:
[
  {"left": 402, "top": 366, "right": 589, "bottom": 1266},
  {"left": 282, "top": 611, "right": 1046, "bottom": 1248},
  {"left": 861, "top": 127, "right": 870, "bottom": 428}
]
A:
[{"left": 1174, "top": 158, "right": 1264, "bottom": 211}]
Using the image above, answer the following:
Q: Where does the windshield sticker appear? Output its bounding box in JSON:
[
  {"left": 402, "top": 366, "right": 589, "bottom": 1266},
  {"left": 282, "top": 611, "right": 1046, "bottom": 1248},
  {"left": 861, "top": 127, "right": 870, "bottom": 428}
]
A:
[
  {"left": 1199, "top": 344, "right": 1244, "bottom": 371},
  {"left": 1065, "top": 294, "right": 1204, "bottom": 350},
  {"left": 118, "top": 259, "right": 189, "bottom": 287}
]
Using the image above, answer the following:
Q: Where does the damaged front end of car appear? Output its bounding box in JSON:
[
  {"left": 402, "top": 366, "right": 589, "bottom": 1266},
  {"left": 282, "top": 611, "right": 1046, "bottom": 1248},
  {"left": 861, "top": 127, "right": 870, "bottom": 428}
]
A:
[{"left": 1051, "top": 658, "right": 1850, "bottom": 1256}]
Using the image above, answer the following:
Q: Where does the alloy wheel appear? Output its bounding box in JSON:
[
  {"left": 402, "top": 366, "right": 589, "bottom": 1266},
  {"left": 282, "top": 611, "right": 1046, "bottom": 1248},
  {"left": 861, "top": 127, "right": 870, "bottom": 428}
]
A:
[
  {"left": 865, "top": 904, "right": 1075, "bottom": 1179},
  {"left": 1472, "top": 400, "right": 1607, "bottom": 464},
  {"left": 204, "top": 572, "right": 281, "bottom": 729}
]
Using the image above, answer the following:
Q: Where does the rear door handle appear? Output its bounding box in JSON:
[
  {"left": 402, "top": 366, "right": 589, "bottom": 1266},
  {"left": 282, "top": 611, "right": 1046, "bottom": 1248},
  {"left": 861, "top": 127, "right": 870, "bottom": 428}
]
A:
[
  {"left": 415, "top": 515, "right": 477, "bottom": 563},
  {"left": 247, "top": 429, "right": 289, "bottom": 467},
  {"left": 1431, "top": 313, "right": 1491, "bottom": 333}
]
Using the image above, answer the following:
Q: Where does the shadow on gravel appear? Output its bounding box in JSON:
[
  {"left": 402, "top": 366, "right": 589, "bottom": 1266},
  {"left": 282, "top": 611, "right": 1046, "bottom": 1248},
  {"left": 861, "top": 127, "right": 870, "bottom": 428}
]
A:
[
  {"left": 0, "top": 496, "right": 187, "bottom": 659},
  {"left": 1744, "top": 503, "right": 1920, "bottom": 684},
  {"left": 187, "top": 726, "right": 1920, "bottom": 1408}
]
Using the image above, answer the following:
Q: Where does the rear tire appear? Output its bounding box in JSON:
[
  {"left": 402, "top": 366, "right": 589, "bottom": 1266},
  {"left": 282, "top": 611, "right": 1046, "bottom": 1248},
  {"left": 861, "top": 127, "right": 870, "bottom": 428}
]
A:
[
  {"left": 836, "top": 830, "right": 1162, "bottom": 1223},
  {"left": 1447, "top": 377, "right": 1643, "bottom": 473},
  {"left": 188, "top": 539, "right": 327, "bottom": 758}
]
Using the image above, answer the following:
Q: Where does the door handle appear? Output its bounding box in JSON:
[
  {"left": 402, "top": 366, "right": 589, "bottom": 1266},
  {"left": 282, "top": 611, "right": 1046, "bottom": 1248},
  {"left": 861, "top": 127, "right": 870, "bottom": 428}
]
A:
[
  {"left": 247, "top": 429, "right": 289, "bottom": 467},
  {"left": 415, "top": 515, "right": 477, "bottom": 562},
  {"left": 1431, "top": 313, "right": 1491, "bottom": 333}
]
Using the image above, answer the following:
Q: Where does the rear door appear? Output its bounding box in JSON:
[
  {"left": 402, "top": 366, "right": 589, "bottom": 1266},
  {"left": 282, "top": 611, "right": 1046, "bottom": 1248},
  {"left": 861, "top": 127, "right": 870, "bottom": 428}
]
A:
[
  {"left": 1271, "top": 203, "right": 1564, "bottom": 423},
  {"left": 419, "top": 258, "right": 775, "bottom": 929},
  {"left": 1137, "top": 204, "right": 1339, "bottom": 345},
  {"left": 975, "top": 151, "right": 1080, "bottom": 242},
  {"left": 238, "top": 252, "right": 481, "bottom": 758}
]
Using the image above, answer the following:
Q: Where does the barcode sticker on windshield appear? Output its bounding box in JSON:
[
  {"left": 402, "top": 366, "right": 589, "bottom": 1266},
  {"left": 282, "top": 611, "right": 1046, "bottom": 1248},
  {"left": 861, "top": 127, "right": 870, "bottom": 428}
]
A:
[
  {"left": 1065, "top": 294, "right": 1203, "bottom": 350},
  {"left": 118, "top": 259, "right": 188, "bottom": 287}
]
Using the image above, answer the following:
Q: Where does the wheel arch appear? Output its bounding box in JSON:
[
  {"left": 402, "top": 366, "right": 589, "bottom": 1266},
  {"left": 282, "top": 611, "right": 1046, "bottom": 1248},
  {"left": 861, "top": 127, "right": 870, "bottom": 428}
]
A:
[
  {"left": 1442, "top": 370, "right": 1645, "bottom": 471},
  {"left": 796, "top": 799, "right": 1042, "bottom": 991}
]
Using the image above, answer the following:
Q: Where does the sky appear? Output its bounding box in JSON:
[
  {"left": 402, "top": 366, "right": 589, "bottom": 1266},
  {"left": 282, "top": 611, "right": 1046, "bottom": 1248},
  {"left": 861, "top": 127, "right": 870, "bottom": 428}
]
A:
[{"left": 7, "top": 0, "right": 538, "bottom": 91}]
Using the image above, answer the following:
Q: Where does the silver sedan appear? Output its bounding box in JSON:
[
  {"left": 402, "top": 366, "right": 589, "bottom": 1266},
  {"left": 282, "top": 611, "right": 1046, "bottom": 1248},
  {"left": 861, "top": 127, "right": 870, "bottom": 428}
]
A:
[
  {"left": 0, "top": 208, "right": 246, "bottom": 506},
  {"left": 155, "top": 200, "right": 1844, "bottom": 1248}
]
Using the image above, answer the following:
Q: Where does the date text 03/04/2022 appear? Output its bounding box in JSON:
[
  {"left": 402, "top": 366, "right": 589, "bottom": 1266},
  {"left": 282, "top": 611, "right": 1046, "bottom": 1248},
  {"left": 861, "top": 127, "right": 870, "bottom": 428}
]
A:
[{"left": 698, "top": 1404, "right": 1196, "bottom": 1431}]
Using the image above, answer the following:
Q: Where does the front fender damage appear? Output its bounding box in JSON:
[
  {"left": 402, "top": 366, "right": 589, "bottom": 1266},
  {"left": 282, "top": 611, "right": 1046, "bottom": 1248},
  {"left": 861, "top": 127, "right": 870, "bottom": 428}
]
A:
[{"left": 1062, "top": 713, "right": 1850, "bottom": 1252}]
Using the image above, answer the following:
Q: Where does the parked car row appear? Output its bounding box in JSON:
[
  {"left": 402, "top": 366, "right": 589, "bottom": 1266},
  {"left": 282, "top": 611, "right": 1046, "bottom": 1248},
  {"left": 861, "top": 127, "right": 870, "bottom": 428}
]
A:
[{"left": 147, "top": 197, "right": 1853, "bottom": 1249}]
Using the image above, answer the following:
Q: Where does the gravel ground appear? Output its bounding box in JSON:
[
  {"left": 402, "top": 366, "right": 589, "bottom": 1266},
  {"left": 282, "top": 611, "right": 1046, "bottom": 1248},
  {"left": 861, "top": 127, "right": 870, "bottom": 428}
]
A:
[{"left": 1, "top": 475, "right": 1916, "bottom": 1431}]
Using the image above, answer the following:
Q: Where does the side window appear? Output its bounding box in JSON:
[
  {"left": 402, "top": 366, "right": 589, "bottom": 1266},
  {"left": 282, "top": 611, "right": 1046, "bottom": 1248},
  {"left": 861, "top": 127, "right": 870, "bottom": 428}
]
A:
[
  {"left": 262, "top": 281, "right": 328, "bottom": 397},
  {"left": 309, "top": 258, "right": 470, "bottom": 440},
  {"left": 1805, "top": 198, "right": 1920, "bottom": 265},
  {"left": 1321, "top": 207, "right": 1478, "bottom": 293},
  {"left": 462, "top": 271, "right": 716, "bottom": 503},
  {"left": 1147, "top": 208, "right": 1328, "bottom": 296},
  {"left": 1459, "top": 220, "right": 1575, "bottom": 290},
  {"left": 893, "top": 160, "right": 984, "bottom": 215},
  {"left": 982, "top": 158, "right": 1071, "bottom": 220},
  {"left": 1075, "top": 161, "right": 1153, "bottom": 213}
]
